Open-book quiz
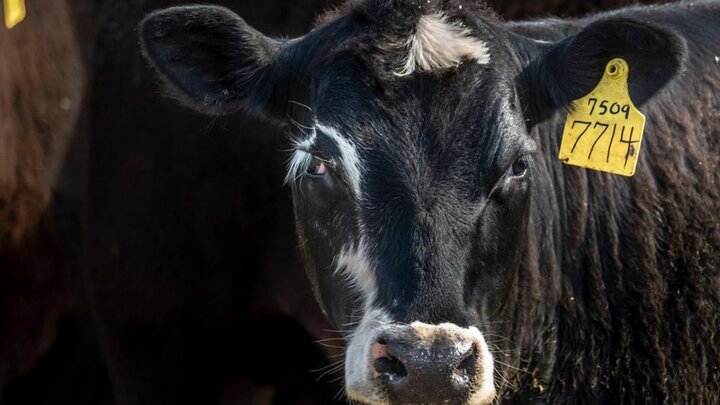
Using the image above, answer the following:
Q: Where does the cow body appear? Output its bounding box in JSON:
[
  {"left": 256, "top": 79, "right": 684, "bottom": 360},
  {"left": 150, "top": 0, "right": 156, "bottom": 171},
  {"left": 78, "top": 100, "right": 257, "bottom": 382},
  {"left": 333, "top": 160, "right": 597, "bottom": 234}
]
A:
[
  {"left": 497, "top": 4, "right": 720, "bottom": 402},
  {"left": 0, "top": 0, "right": 84, "bottom": 386},
  {"left": 141, "top": 0, "right": 720, "bottom": 403}
]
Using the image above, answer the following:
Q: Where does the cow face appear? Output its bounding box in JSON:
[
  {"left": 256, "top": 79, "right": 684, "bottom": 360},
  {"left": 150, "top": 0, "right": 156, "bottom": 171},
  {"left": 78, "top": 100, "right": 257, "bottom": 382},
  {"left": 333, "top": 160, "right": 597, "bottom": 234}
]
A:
[
  {"left": 140, "top": 2, "right": 684, "bottom": 404},
  {"left": 282, "top": 37, "right": 531, "bottom": 404}
]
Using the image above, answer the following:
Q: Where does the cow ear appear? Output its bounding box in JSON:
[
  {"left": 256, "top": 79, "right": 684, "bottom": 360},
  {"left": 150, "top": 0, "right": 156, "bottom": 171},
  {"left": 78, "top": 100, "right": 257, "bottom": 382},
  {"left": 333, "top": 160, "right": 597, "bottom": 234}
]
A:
[
  {"left": 140, "top": 5, "right": 288, "bottom": 117},
  {"left": 521, "top": 18, "right": 686, "bottom": 126}
]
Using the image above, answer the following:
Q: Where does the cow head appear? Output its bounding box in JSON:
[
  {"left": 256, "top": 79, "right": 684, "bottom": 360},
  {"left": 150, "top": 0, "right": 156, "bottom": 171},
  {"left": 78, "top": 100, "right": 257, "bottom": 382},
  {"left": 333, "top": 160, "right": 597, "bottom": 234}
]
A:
[{"left": 140, "top": 2, "right": 684, "bottom": 403}]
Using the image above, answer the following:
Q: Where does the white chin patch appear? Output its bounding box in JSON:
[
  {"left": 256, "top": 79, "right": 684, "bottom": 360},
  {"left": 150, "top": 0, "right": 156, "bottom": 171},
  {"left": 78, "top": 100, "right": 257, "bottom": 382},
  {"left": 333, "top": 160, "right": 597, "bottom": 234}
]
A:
[{"left": 344, "top": 314, "right": 496, "bottom": 405}]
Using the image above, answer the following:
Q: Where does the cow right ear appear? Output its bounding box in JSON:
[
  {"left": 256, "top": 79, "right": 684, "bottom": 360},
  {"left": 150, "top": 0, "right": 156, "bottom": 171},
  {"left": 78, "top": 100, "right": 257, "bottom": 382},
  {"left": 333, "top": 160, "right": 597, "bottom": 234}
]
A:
[
  {"left": 140, "top": 5, "right": 288, "bottom": 117},
  {"left": 519, "top": 17, "right": 687, "bottom": 126}
]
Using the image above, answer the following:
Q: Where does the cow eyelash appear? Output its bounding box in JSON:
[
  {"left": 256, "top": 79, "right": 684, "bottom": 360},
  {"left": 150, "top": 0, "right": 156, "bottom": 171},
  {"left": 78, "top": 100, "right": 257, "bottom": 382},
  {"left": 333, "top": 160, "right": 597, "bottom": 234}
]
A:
[
  {"left": 285, "top": 148, "right": 335, "bottom": 185},
  {"left": 285, "top": 149, "right": 312, "bottom": 185}
]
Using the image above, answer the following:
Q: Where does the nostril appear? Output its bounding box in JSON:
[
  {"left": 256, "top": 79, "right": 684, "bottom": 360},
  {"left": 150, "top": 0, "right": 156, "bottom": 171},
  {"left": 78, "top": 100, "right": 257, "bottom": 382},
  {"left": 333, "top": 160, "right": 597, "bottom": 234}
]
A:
[
  {"left": 454, "top": 346, "right": 478, "bottom": 381},
  {"left": 372, "top": 339, "right": 408, "bottom": 381},
  {"left": 374, "top": 356, "right": 408, "bottom": 378}
]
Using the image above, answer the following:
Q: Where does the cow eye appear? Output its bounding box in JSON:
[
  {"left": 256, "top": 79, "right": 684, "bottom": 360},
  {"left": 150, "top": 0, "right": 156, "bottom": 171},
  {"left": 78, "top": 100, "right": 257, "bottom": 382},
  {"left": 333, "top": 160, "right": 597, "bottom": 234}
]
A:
[
  {"left": 509, "top": 158, "right": 528, "bottom": 177},
  {"left": 307, "top": 156, "right": 328, "bottom": 176}
]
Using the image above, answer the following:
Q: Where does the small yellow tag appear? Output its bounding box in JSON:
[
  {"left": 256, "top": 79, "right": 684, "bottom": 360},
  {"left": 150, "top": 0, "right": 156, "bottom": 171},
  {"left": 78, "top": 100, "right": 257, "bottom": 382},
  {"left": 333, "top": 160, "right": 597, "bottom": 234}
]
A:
[
  {"left": 3, "top": 0, "right": 26, "bottom": 29},
  {"left": 559, "top": 58, "right": 646, "bottom": 177}
]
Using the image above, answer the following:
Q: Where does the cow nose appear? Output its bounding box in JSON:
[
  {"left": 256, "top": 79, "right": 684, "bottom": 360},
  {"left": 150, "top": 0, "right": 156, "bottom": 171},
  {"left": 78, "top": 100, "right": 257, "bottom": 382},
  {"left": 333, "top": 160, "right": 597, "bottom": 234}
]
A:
[{"left": 371, "top": 325, "right": 478, "bottom": 403}]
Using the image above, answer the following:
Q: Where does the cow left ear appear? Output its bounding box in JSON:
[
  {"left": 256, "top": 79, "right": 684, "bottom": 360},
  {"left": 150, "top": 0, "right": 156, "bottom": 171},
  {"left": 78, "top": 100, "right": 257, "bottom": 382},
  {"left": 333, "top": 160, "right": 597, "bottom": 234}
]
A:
[
  {"left": 140, "top": 5, "right": 296, "bottom": 118},
  {"left": 521, "top": 17, "right": 687, "bottom": 126}
]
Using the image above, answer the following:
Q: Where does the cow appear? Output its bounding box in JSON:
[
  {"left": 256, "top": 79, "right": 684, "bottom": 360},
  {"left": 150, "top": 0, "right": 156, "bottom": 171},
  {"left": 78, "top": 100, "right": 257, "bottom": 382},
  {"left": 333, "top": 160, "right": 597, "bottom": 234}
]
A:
[
  {"left": 140, "top": 0, "right": 720, "bottom": 403},
  {"left": 0, "top": 0, "right": 84, "bottom": 394}
]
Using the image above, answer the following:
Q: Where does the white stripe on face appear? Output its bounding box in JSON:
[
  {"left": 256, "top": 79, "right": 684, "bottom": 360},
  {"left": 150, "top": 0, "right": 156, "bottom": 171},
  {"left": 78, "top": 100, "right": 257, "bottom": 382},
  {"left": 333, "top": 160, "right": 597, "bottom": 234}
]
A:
[
  {"left": 315, "top": 121, "right": 364, "bottom": 200},
  {"left": 334, "top": 239, "right": 377, "bottom": 306}
]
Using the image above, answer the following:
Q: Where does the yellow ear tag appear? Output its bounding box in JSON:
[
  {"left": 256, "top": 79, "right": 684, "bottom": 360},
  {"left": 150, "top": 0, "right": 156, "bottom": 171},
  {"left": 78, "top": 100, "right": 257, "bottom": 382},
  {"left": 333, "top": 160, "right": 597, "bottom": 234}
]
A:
[
  {"left": 559, "top": 58, "right": 646, "bottom": 177},
  {"left": 3, "top": 0, "right": 26, "bottom": 29}
]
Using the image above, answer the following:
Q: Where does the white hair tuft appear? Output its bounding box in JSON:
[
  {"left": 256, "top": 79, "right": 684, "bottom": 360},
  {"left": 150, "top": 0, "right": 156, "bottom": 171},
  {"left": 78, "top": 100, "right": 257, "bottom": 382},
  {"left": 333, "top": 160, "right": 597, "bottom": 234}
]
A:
[{"left": 397, "top": 13, "right": 490, "bottom": 76}]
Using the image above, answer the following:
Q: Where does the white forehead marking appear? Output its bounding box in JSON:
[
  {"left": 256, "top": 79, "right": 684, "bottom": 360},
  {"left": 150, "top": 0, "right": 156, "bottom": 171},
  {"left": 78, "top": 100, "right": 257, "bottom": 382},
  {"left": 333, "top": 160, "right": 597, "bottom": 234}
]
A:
[
  {"left": 315, "top": 121, "right": 364, "bottom": 199},
  {"left": 397, "top": 12, "right": 490, "bottom": 76},
  {"left": 334, "top": 239, "right": 376, "bottom": 304}
]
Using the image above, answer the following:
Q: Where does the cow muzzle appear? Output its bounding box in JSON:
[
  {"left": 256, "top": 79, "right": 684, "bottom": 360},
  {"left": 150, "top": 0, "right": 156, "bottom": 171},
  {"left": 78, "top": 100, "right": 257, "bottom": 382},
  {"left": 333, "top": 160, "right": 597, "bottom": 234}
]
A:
[{"left": 345, "top": 312, "right": 495, "bottom": 405}]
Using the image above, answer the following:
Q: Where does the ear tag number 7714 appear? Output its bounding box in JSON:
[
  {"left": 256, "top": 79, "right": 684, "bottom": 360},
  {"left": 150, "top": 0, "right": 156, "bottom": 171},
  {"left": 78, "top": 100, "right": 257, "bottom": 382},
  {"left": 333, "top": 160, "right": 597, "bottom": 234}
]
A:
[{"left": 559, "top": 58, "right": 646, "bottom": 177}]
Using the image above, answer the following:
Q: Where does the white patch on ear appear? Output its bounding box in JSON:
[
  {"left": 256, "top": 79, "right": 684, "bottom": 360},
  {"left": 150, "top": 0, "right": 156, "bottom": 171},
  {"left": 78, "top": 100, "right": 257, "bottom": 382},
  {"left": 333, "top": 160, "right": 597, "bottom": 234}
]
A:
[{"left": 397, "top": 13, "right": 490, "bottom": 76}]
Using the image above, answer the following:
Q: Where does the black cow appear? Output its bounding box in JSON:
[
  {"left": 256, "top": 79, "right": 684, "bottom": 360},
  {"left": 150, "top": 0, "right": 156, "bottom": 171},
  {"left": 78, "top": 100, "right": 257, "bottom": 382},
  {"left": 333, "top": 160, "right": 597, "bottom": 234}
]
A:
[{"left": 140, "top": 0, "right": 720, "bottom": 404}]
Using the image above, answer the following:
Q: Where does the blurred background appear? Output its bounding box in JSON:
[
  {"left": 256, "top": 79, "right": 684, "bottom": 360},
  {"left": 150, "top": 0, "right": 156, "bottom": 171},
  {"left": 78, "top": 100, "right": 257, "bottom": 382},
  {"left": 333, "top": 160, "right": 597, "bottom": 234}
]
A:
[{"left": 0, "top": 0, "right": 667, "bottom": 404}]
